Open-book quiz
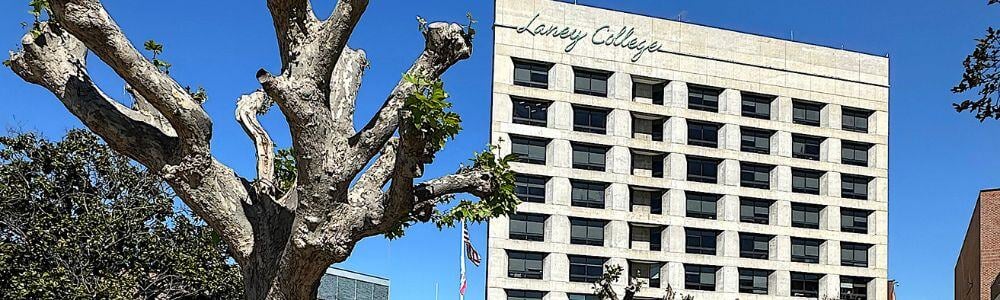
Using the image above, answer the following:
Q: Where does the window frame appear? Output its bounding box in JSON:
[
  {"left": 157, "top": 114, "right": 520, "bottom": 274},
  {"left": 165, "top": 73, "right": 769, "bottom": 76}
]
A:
[
  {"left": 507, "top": 290, "right": 546, "bottom": 300},
  {"left": 568, "top": 255, "right": 606, "bottom": 283},
  {"left": 841, "top": 208, "right": 871, "bottom": 234},
  {"left": 569, "top": 217, "right": 606, "bottom": 246},
  {"left": 684, "top": 264, "right": 718, "bottom": 291},
  {"left": 573, "top": 68, "right": 610, "bottom": 97},
  {"left": 790, "top": 237, "right": 823, "bottom": 264},
  {"left": 571, "top": 143, "right": 608, "bottom": 171},
  {"left": 739, "top": 233, "right": 772, "bottom": 259},
  {"left": 792, "top": 168, "right": 823, "bottom": 195},
  {"left": 685, "top": 228, "right": 719, "bottom": 255},
  {"left": 513, "top": 174, "right": 547, "bottom": 203},
  {"left": 792, "top": 134, "right": 823, "bottom": 161},
  {"left": 841, "top": 242, "right": 870, "bottom": 267},
  {"left": 572, "top": 105, "right": 609, "bottom": 134},
  {"left": 687, "top": 120, "right": 720, "bottom": 148},
  {"left": 570, "top": 180, "right": 607, "bottom": 209},
  {"left": 791, "top": 203, "right": 823, "bottom": 229},
  {"left": 791, "top": 272, "right": 822, "bottom": 298},
  {"left": 842, "top": 107, "right": 872, "bottom": 133},
  {"left": 631, "top": 151, "right": 665, "bottom": 178},
  {"left": 686, "top": 192, "right": 720, "bottom": 220},
  {"left": 511, "top": 97, "right": 550, "bottom": 127},
  {"left": 740, "top": 127, "right": 773, "bottom": 154},
  {"left": 687, "top": 156, "right": 720, "bottom": 184},
  {"left": 840, "top": 276, "right": 871, "bottom": 300},
  {"left": 842, "top": 174, "right": 872, "bottom": 200},
  {"left": 793, "top": 100, "right": 824, "bottom": 126},
  {"left": 739, "top": 268, "right": 771, "bottom": 295},
  {"left": 510, "top": 136, "right": 548, "bottom": 165},
  {"left": 628, "top": 261, "right": 663, "bottom": 288},
  {"left": 740, "top": 198, "right": 772, "bottom": 224},
  {"left": 632, "top": 79, "right": 665, "bottom": 104},
  {"left": 741, "top": 93, "right": 773, "bottom": 120},
  {"left": 740, "top": 162, "right": 773, "bottom": 189},
  {"left": 688, "top": 85, "right": 721, "bottom": 112},
  {"left": 842, "top": 141, "right": 871, "bottom": 167},
  {"left": 509, "top": 213, "right": 546, "bottom": 242},
  {"left": 632, "top": 114, "right": 665, "bottom": 141},
  {"left": 512, "top": 59, "right": 551, "bottom": 89},
  {"left": 507, "top": 251, "right": 545, "bottom": 279},
  {"left": 630, "top": 188, "right": 664, "bottom": 215}
]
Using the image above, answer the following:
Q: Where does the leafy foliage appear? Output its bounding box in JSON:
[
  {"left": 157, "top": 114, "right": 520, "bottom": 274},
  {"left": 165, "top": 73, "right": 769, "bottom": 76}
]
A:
[
  {"left": 592, "top": 265, "right": 694, "bottom": 300},
  {"left": 0, "top": 130, "right": 243, "bottom": 299},
  {"left": 403, "top": 74, "right": 462, "bottom": 153},
  {"left": 143, "top": 39, "right": 172, "bottom": 74},
  {"left": 433, "top": 145, "right": 519, "bottom": 228},
  {"left": 26, "top": 0, "right": 48, "bottom": 38},
  {"left": 953, "top": 2, "right": 1000, "bottom": 120},
  {"left": 273, "top": 147, "right": 297, "bottom": 194}
]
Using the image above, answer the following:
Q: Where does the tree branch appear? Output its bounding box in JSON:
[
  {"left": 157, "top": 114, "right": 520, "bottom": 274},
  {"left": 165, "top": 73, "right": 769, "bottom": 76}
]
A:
[
  {"left": 348, "top": 137, "right": 398, "bottom": 207},
  {"left": 265, "top": 0, "right": 318, "bottom": 69},
  {"left": 310, "top": 0, "right": 368, "bottom": 82},
  {"left": 329, "top": 47, "right": 368, "bottom": 135},
  {"left": 235, "top": 90, "right": 276, "bottom": 189}
]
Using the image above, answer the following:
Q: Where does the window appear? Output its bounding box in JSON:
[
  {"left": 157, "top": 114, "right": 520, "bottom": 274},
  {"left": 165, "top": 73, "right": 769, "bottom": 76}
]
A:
[
  {"left": 842, "top": 141, "right": 871, "bottom": 167},
  {"left": 508, "top": 290, "right": 545, "bottom": 300},
  {"left": 842, "top": 174, "right": 871, "bottom": 200},
  {"left": 631, "top": 151, "right": 664, "bottom": 178},
  {"left": 569, "top": 255, "right": 606, "bottom": 283},
  {"left": 629, "top": 261, "right": 662, "bottom": 288},
  {"left": 841, "top": 208, "right": 871, "bottom": 234},
  {"left": 841, "top": 276, "right": 870, "bottom": 300},
  {"left": 843, "top": 108, "right": 872, "bottom": 133},
  {"left": 688, "top": 85, "right": 721, "bottom": 112},
  {"left": 739, "top": 233, "right": 771, "bottom": 259},
  {"left": 792, "top": 134, "right": 823, "bottom": 161},
  {"left": 573, "top": 106, "right": 608, "bottom": 134},
  {"left": 507, "top": 251, "right": 544, "bottom": 279},
  {"left": 631, "top": 188, "right": 663, "bottom": 214},
  {"left": 511, "top": 136, "right": 547, "bottom": 164},
  {"left": 513, "top": 59, "right": 550, "bottom": 89},
  {"left": 511, "top": 97, "right": 549, "bottom": 127},
  {"left": 633, "top": 79, "right": 664, "bottom": 104},
  {"left": 571, "top": 180, "right": 606, "bottom": 209},
  {"left": 741, "top": 128, "right": 772, "bottom": 154},
  {"left": 792, "top": 168, "right": 823, "bottom": 195},
  {"left": 684, "top": 265, "right": 718, "bottom": 291},
  {"left": 630, "top": 225, "right": 662, "bottom": 251},
  {"left": 686, "top": 228, "right": 718, "bottom": 255},
  {"left": 509, "top": 213, "right": 545, "bottom": 241},
  {"left": 742, "top": 93, "right": 773, "bottom": 119},
  {"left": 791, "top": 272, "right": 822, "bottom": 298},
  {"left": 632, "top": 115, "right": 664, "bottom": 141},
  {"left": 568, "top": 294, "right": 599, "bottom": 300},
  {"left": 570, "top": 218, "right": 606, "bottom": 246},
  {"left": 793, "top": 100, "right": 823, "bottom": 126},
  {"left": 514, "top": 174, "right": 546, "bottom": 203},
  {"left": 739, "top": 268, "right": 770, "bottom": 295},
  {"left": 574, "top": 68, "right": 610, "bottom": 97},
  {"left": 572, "top": 143, "right": 607, "bottom": 171},
  {"left": 687, "top": 156, "right": 720, "bottom": 183},
  {"left": 687, "top": 121, "right": 720, "bottom": 147},
  {"left": 841, "top": 242, "right": 870, "bottom": 267},
  {"left": 791, "top": 203, "right": 823, "bottom": 229},
  {"left": 791, "top": 238, "right": 822, "bottom": 264},
  {"left": 740, "top": 198, "right": 771, "bottom": 224},
  {"left": 740, "top": 162, "right": 773, "bottom": 189},
  {"left": 686, "top": 192, "right": 719, "bottom": 219}
]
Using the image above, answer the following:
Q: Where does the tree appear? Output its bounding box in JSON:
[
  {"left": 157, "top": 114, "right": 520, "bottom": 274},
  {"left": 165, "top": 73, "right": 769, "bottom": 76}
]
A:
[
  {"left": 4, "top": 1, "right": 518, "bottom": 299},
  {"left": 592, "top": 265, "right": 693, "bottom": 300},
  {"left": 953, "top": 0, "right": 1000, "bottom": 120},
  {"left": 0, "top": 130, "right": 242, "bottom": 299}
]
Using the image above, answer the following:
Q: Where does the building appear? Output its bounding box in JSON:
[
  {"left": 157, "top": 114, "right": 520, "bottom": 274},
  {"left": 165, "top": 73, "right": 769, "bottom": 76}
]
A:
[
  {"left": 486, "top": 0, "right": 890, "bottom": 299},
  {"left": 956, "top": 189, "right": 1000, "bottom": 300},
  {"left": 318, "top": 267, "right": 390, "bottom": 300}
]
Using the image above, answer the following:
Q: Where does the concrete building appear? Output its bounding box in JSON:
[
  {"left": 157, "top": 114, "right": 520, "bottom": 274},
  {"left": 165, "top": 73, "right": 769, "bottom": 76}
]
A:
[
  {"left": 486, "top": 1, "right": 890, "bottom": 299},
  {"left": 956, "top": 189, "right": 1000, "bottom": 300},
  {"left": 318, "top": 267, "right": 390, "bottom": 300}
]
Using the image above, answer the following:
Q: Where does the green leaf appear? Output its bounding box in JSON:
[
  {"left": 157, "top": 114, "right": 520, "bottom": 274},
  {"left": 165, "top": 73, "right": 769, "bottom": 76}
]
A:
[{"left": 143, "top": 40, "right": 164, "bottom": 55}]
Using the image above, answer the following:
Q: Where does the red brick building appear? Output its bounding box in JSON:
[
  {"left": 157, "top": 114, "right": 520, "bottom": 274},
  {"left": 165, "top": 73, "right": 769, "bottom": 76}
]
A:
[{"left": 956, "top": 189, "right": 1000, "bottom": 300}]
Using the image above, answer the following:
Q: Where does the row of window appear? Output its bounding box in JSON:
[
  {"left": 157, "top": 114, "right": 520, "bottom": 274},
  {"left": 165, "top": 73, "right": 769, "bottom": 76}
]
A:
[
  {"left": 511, "top": 58, "right": 875, "bottom": 133},
  {"left": 513, "top": 98, "right": 876, "bottom": 168},
  {"left": 506, "top": 253, "right": 872, "bottom": 298},
  {"left": 511, "top": 213, "right": 872, "bottom": 267}
]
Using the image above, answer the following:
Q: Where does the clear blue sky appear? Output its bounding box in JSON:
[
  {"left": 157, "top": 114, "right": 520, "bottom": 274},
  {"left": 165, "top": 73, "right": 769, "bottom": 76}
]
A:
[{"left": 1, "top": 0, "right": 998, "bottom": 299}]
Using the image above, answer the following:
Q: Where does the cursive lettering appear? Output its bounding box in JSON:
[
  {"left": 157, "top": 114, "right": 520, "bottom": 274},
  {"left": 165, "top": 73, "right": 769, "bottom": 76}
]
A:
[{"left": 516, "top": 13, "right": 664, "bottom": 62}]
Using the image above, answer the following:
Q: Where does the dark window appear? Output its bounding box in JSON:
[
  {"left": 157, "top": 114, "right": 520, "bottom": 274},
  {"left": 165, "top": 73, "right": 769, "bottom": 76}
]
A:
[
  {"left": 686, "top": 228, "right": 718, "bottom": 255},
  {"left": 792, "top": 169, "right": 823, "bottom": 195},
  {"left": 740, "top": 162, "right": 773, "bottom": 189},
  {"left": 631, "top": 188, "right": 663, "bottom": 214},
  {"left": 573, "top": 106, "right": 608, "bottom": 134},
  {"left": 569, "top": 255, "right": 606, "bottom": 283},
  {"left": 511, "top": 136, "right": 547, "bottom": 164},
  {"left": 843, "top": 108, "right": 872, "bottom": 133},
  {"left": 630, "top": 225, "right": 662, "bottom": 251},
  {"left": 841, "top": 208, "right": 871, "bottom": 234},
  {"left": 792, "top": 134, "right": 823, "bottom": 161},
  {"left": 740, "top": 198, "right": 772, "bottom": 224},
  {"left": 791, "top": 203, "right": 823, "bottom": 229},
  {"left": 842, "top": 175, "right": 871, "bottom": 200},
  {"left": 570, "top": 218, "right": 606, "bottom": 246},
  {"left": 791, "top": 272, "right": 822, "bottom": 298},
  {"left": 572, "top": 143, "right": 607, "bottom": 171},
  {"left": 739, "top": 268, "right": 770, "bottom": 295},
  {"left": 791, "top": 238, "right": 822, "bottom": 264},
  {"left": 629, "top": 261, "right": 663, "bottom": 288},
  {"left": 509, "top": 213, "right": 545, "bottom": 241},
  {"left": 513, "top": 59, "right": 550, "bottom": 89},
  {"left": 687, "top": 156, "right": 720, "bottom": 183},
  {"left": 686, "top": 192, "right": 719, "bottom": 219},
  {"left": 793, "top": 100, "right": 823, "bottom": 126},
  {"left": 512, "top": 97, "right": 549, "bottom": 127},
  {"left": 841, "top": 276, "right": 870, "bottom": 300},
  {"left": 507, "top": 251, "right": 544, "bottom": 279},
  {"left": 631, "top": 151, "right": 664, "bottom": 178},
  {"left": 514, "top": 174, "right": 546, "bottom": 203},
  {"left": 688, "top": 85, "right": 721, "bottom": 112},
  {"left": 742, "top": 93, "right": 773, "bottom": 119},
  {"left": 567, "top": 294, "right": 599, "bottom": 300},
  {"left": 688, "top": 121, "right": 720, "bottom": 148},
  {"left": 841, "top": 242, "right": 870, "bottom": 267},
  {"left": 739, "top": 233, "right": 771, "bottom": 259},
  {"left": 508, "top": 290, "right": 545, "bottom": 300},
  {"left": 571, "top": 180, "right": 606, "bottom": 209},
  {"left": 632, "top": 115, "right": 664, "bottom": 141},
  {"left": 574, "top": 69, "right": 610, "bottom": 97},
  {"left": 633, "top": 80, "right": 665, "bottom": 104},
  {"left": 842, "top": 141, "right": 871, "bottom": 167},
  {"left": 684, "top": 265, "right": 718, "bottom": 291},
  {"left": 741, "top": 128, "right": 773, "bottom": 154}
]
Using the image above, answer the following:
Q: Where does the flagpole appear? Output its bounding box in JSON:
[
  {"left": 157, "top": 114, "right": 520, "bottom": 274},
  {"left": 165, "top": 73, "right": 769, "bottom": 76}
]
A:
[{"left": 460, "top": 220, "right": 466, "bottom": 300}]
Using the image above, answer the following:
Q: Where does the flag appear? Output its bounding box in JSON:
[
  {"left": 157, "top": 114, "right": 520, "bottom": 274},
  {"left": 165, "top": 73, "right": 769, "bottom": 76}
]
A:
[
  {"left": 459, "top": 272, "right": 467, "bottom": 295},
  {"left": 463, "top": 223, "right": 481, "bottom": 266}
]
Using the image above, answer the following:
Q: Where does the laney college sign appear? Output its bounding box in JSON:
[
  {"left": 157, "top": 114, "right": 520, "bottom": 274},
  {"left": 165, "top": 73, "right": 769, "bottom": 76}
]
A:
[{"left": 516, "top": 13, "right": 666, "bottom": 62}]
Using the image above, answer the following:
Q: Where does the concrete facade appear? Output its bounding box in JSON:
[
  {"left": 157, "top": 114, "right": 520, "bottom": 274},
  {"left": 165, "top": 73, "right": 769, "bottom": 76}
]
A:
[
  {"left": 956, "top": 189, "right": 1000, "bottom": 300},
  {"left": 486, "top": 1, "right": 890, "bottom": 300},
  {"left": 318, "top": 267, "right": 390, "bottom": 300}
]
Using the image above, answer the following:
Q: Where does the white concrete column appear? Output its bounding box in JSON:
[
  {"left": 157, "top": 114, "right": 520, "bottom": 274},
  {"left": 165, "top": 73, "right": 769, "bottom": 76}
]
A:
[
  {"left": 665, "top": 153, "right": 687, "bottom": 181},
  {"left": 550, "top": 139, "right": 573, "bottom": 169},
  {"left": 667, "top": 262, "right": 685, "bottom": 290},
  {"left": 719, "top": 159, "right": 740, "bottom": 187},
  {"left": 547, "top": 253, "right": 569, "bottom": 282},
  {"left": 873, "top": 210, "right": 889, "bottom": 236},
  {"left": 666, "top": 189, "right": 686, "bottom": 217},
  {"left": 494, "top": 56, "right": 514, "bottom": 85},
  {"left": 774, "top": 270, "right": 791, "bottom": 297},
  {"left": 820, "top": 274, "right": 841, "bottom": 300},
  {"left": 872, "top": 110, "right": 889, "bottom": 136},
  {"left": 551, "top": 177, "right": 571, "bottom": 207},
  {"left": 664, "top": 81, "right": 688, "bottom": 108},
  {"left": 874, "top": 243, "right": 889, "bottom": 269},
  {"left": 608, "top": 183, "right": 630, "bottom": 212},
  {"left": 775, "top": 166, "right": 792, "bottom": 193},
  {"left": 610, "top": 72, "right": 631, "bottom": 101},
  {"left": 545, "top": 292, "right": 568, "bottom": 300},
  {"left": 550, "top": 101, "right": 574, "bottom": 131},
  {"left": 719, "top": 266, "right": 739, "bottom": 293},
  {"left": 774, "top": 131, "right": 792, "bottom": 158},
  {"left": 666, "top": 225, "right": 685, "bottom": 253},
  {"left": 718, "top": 124, "right": 741, "bottom": 151},
  {"left": 825, "top": 138, "right": 841, "bottom": 164},
  {"left": 826, "top": 104, "right": 843, "bottom": 130},
  {"left": 664, "top": 117, "right": 688, "bottom": 145},
  {"left": 872, "top": 143, "right": 889, "bottom": 170},
  {"left": 719, "top": 195, "right": 739, "bottom": 222},
  {"left": 495, "top": 93, "right": 514, "bottom": 125},
  {"left": 874, "top": 176, "right": 889, "bottom": 203},
  {"left": 551, "top": 64, "right": 574, "bottom": 93},
  {"left": 824, "top": 206, "right": 841, "bottom": 232},
  {"left": 775, "top": 200, "right": 792, "bottom": 227},
  {"left": 550, "top": 216, "right": 570, "bottom": 244},
  {"left": 490, "top": 215, "right": 510, "bottom": 239},
  {"left": 775, "top": 235, "right": 791, "bottom": 262},
  {"left": 608, "top": 146, "right": 631, "bottom": 175},
  {"left": 719, "top": 89, "right": 742, "bottom": 116},
  {"left": 822, "top": 240, "right": 838, "bottom": 266},
  {"left": 609, "top": 109, "right": 632, "bottom": 138},
  {"left": 719, "top": 230, "right": 739, "bottom": 257},
  {"left": 823, "top": 172, "right": 841, "bottom": 198},
  {"left": 608, "top": 220, "right": 629, "bottom": 249},
  {"left": 775, "top": 96, "right": 793, "bottom": 123},
  {"left": 488, "top": 248, "right": 507, "bottom": 280},
  {"left": 487, "top": 288, "right": 506, "bottom": 300}
]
